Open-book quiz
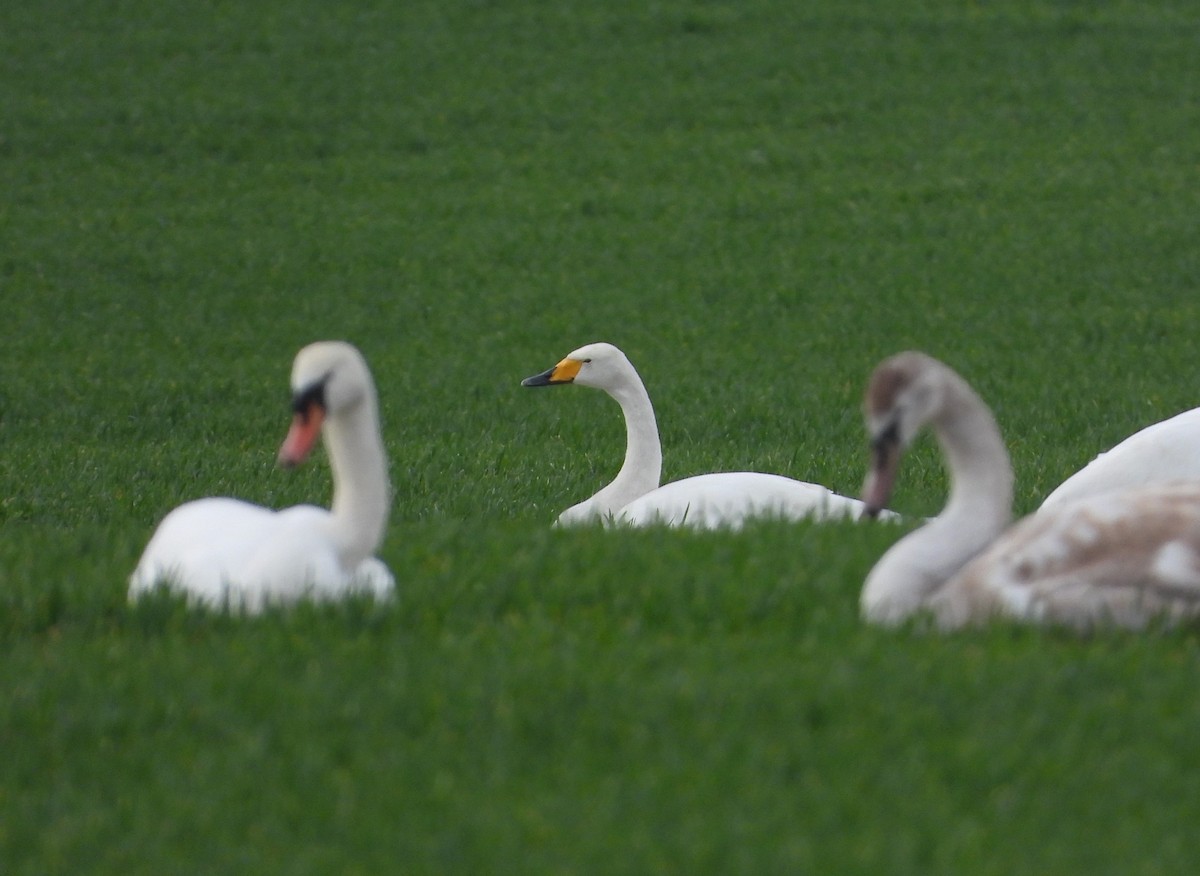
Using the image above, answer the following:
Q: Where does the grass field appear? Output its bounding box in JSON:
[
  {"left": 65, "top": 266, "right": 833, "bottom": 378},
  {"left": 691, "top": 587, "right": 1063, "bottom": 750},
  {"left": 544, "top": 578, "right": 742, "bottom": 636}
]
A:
[{"left": 3, "top": 0, "right": 1200, "bottom": 872}]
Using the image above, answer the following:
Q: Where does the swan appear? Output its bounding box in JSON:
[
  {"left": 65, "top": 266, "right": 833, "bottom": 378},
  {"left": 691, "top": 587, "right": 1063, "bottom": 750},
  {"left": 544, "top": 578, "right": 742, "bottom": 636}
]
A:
[
  {"left": 522, "top": 342, "right": 892, "bottom": 529},
  {"left": 860, "top": 351, "right": 1200, "bottom": 631},
  {"left": 129, "top": 341, "right": 394, "bottom": 611},
  {"left": 1040, "top": 406, "right": 1200, "bottom": 511}
]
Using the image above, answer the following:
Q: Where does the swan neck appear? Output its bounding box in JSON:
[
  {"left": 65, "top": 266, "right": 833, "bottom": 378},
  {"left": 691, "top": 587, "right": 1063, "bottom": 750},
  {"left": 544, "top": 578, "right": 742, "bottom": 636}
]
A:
[
  {"left": 561, "top": 367, "right": 662, "bottom": 523},
  {"left": 609, "top": 375, "right": 663, "bottom": 500},
  {"left": 862, "top": 371, "right": 1013, "bottom": 624},
  {"left": 934, "top": 381, "right": 1014, "bottom": 526},
  {"left": 323, "top": 388, "right": 390, "bottom": 568}
]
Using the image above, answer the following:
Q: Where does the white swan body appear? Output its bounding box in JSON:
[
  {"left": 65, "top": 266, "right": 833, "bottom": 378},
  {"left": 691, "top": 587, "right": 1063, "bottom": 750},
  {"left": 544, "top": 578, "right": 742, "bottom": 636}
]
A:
[
  {"left": 130, "top": 341, "right": 394, "bottom": 611},
  {"left": 1040, "top": 407, "right": 1200, "bottom": 511},
  {"left": 861, "top": 351, "right": 1200, "bottom": 631},
  {"left": 523, "top": 342, "right": 891, "bottom": 529}
]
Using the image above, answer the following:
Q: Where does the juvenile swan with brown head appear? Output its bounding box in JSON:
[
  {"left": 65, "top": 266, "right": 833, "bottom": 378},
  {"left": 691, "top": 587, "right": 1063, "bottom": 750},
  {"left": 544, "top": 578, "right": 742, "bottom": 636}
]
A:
[{"left": 861, "top": 351, "right": 1200, "bottom": 630}]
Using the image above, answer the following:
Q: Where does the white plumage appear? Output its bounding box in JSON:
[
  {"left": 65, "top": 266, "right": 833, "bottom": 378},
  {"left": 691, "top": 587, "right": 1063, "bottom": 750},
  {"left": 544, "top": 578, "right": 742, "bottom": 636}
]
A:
[
  {"left": 620, "top": 472, "right": 874, "bottom": 528},
  {"left": 129, "top": 341, "right": 394, "bottom": 611},
  {"left": 1040, "top": 406, "right": 1200, "bottom": 511}
]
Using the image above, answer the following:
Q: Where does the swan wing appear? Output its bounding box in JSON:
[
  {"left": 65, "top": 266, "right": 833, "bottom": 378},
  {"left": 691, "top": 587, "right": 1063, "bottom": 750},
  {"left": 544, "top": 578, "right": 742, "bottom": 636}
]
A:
[
  {"left": 227, "top": 505, "right": 343, "bottom": 608},
  {"left": 618, "top": 472, "right": 888, "bottom": 530},
  {"left": 131, "top": 502, "right": 394, "bottom": 611},
  {"left": 130, "top": 498, "right": 278, "bottom": 601},
  {"left": 938, "top": 482, "right": 1200, "bottom": 629},
  {"left": 218, "top": 505, "right": 395, "bottom": 608}
]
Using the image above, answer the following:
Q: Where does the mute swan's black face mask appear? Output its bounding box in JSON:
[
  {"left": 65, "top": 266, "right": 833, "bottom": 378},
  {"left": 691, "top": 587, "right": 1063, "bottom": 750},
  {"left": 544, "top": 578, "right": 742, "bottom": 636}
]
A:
[
  {"left": 291, "top": 376, "right": 330, "bottom": 425},
  {"left": 279, "top": 373, "right": 331, "bottom": 467}
]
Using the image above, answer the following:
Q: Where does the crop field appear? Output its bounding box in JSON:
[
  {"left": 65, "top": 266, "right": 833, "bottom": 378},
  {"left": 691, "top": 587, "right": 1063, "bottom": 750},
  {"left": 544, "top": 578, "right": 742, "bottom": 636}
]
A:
[{"left": 3, "top": 0, "right": 1200, "bottom": 872}]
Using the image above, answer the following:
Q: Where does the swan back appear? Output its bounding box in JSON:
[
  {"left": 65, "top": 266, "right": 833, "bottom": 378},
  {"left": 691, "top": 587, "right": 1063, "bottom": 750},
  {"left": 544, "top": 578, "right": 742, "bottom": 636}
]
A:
[
  {"left": 1040, "top": 407, "right": 1200, "bottom": 511},
  {"left": 939, "top": 481, "right": 1200, "bottom": 630},
  {"left": 619, "top": 471, "right": 891, "bottom": 529}
]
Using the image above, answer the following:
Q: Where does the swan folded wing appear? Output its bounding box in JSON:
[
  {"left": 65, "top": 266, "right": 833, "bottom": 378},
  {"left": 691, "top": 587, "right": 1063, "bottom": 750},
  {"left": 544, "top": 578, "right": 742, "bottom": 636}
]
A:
[
  {"left": 130, "top": 498, "right": 279, "bottom": 601},
  {"left": 236, "top": 505, "right": 395, "bottom": 606},
  {"left": 131, "top": 502, "right": 394, "bottom": 611},
  {"left": 618, "top": 472, "right": 879, "bottom": 529},
  {"left": 938, "top": 483, "right": 1200, "bottom": 630},
  {"left": 231, "top": 505, "right": 344, "bottom": 604}
]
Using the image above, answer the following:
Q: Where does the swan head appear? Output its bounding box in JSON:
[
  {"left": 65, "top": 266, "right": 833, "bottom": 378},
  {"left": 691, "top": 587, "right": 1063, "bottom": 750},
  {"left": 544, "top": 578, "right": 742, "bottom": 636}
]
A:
[
  {"left": 278, "top": 341, "right": 372, "bottom": 468},
  {"left": 521, "top": 342, "right": 634, "bottom": 392},
  {"left": 861, "top": 351, "right": 949, "bottom": 517}
]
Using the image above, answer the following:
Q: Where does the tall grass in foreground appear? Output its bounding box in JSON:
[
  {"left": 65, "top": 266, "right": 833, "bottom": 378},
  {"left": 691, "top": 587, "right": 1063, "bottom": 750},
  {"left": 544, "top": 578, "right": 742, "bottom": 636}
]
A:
[{"left": 2, "top": 0, "right": 1200, "bottom": 872}]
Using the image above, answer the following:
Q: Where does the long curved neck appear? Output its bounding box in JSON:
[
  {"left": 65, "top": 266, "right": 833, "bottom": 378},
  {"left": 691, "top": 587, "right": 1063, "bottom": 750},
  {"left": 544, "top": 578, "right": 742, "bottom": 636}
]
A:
[
  {"left": 561, "top": 367, "right": 662, "bottom": 523},
  {"left": 862, "top": 371, "right": 1013, "bottom": 624},
  {"left": 609, "top": 376, "right": 663, "bottom": 499},
  {"left": 935, "top": 378, "right": 1014, "bottom": 528},
  {"left": 323, "top": 387, "right": 390, "bottom": 568}
]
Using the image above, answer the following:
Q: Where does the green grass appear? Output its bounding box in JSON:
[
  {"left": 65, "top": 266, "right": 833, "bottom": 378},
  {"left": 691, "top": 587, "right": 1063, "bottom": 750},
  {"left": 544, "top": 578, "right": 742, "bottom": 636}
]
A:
[{"left": 3, "top": 0, "right": 1200, "bottom": 871}]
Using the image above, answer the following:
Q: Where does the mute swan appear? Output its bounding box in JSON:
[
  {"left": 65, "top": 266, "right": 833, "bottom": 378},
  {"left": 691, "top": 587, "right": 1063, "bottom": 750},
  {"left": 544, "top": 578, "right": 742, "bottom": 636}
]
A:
[
  {"left": 861, "top": 351, "right": 1200, "bottom": 631},
  {"left": 130, "top": 341, "right": 394, "bottom": 611},
  {"left": 1040, "top": 406, "right": 1200, "bottom": 511},
  {"left": 522, "top": 342, "right": 891, "bottom": 529}
]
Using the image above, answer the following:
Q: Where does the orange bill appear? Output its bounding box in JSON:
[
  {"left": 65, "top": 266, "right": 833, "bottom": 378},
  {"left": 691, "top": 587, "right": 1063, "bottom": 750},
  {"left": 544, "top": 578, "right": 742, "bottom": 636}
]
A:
[{"left": 278, "top": 405, "right": 326, "bottom": 467}]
